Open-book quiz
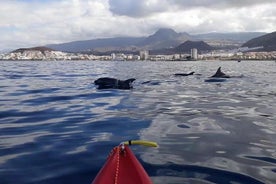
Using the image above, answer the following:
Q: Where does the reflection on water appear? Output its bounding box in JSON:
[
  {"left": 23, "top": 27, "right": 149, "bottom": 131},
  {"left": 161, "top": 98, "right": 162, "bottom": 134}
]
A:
[{"left": 0, "top": 60, "right": 275, "bottom": 184}]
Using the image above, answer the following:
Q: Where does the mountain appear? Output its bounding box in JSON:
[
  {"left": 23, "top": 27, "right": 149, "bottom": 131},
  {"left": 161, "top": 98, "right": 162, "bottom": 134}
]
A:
[
  {"left": 193, "top": 32, "right": 266, "bottom": 42},
  {"left": 242, "top": 31, "right": 276, "bottom": 51},
  {"left": 137, "top": 28, "right": 190, "bottom": 49},
  {"left": 8, "top": 46, "right": 71, "bottom": 60},
  {"left": 150, "top": 40, "right": 213, "bottom": 55},
  {"left": 47, "top": 28, "right": 191, "bottom": 52},
  {"left": 174, "top": 40, "right": 213, "bottom": 52},
  {"left": 45, "top": 28, "right": 266, "bottom": 53},
  {"left": 47, "top": 37, "right": 144, "bottom": 53},
  {"left": 12, "top": 46, "right": 55, "bottom": 53},
  {"left": 141, "top": 28, "right": 179, "bottom": 44}
]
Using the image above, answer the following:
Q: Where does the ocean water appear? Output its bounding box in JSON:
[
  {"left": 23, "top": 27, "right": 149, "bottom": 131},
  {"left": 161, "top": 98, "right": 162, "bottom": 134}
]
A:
[{"left": 0, "top": 60, "right": 275, "bottom": 184}]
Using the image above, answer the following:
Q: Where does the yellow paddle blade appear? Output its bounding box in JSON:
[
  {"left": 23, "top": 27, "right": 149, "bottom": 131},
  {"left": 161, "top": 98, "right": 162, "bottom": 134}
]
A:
[{"left": 123, "top": 140, "right": 158, "bottom": 147}]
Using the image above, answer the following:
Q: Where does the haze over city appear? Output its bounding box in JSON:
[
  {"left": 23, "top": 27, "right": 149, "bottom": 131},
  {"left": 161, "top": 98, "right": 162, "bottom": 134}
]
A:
[{"left": 1, "top": 0, "right": 276, "bottom": 51}]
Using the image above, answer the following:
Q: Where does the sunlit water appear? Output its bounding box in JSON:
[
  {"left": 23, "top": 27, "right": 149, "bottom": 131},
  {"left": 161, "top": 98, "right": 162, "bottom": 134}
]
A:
[{"left": 0, "top": 60, "right": 275, "bottom": 184}]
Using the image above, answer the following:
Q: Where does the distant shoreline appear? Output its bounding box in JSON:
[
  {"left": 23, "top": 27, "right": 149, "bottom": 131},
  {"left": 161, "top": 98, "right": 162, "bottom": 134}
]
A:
[{"left": 0, "top": 59, "right": 275, "bottom": 62}]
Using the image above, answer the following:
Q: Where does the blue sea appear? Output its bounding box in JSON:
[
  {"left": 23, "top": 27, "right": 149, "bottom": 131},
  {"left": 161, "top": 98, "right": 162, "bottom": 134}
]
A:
[{"left": 0, "top": 60, "right": 275, "bottom": 184}]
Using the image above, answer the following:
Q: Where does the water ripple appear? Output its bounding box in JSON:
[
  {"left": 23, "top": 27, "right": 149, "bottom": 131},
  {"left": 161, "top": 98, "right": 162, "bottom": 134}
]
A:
[{"left": 0, "top": 60, "right": 275, "bottom": 184}]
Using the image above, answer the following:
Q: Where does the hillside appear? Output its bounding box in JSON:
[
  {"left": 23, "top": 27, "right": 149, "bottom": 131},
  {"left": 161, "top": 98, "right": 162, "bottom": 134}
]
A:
[
  {"left": 150, "top": 40, "right": 213, "bottom": 55},
  {"left": 47, "top": 37, "right": 144, "bottom": 53},
  {"left": 174, "top": 40, "right": 213, "bottom": 52},
  {"left": 137, "top": 28, "right": 190, "bottom": 49},
  {"left": 194, "top": 32, "right": 266, "bottom": 42},
  {"left": 47, "top": 28, "right": 191, "bottom": 52},
  {"left": 12, "top": 46, "right": 55, "bottom": 53},
  {"left": 242, "top": 31, "right": 276, "bottom": 51},
  {"left": 45, "top": 28, "right": 266, "bottom": 53}
]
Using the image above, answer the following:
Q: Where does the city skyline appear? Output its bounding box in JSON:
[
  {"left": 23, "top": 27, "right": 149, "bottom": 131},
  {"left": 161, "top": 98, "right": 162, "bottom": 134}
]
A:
[{"left": 1, "top": 0, "right": 276, "bottom": 51}]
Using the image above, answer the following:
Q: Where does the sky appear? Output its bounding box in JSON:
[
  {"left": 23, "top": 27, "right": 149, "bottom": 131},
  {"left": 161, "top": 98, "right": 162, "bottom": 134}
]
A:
[{"left": 0, "top": 0, "right": 275, "bottom": 51}]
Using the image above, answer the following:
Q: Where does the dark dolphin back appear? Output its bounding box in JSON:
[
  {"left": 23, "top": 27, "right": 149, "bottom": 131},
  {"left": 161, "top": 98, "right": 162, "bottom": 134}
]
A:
[
  {"left": 174, "top": 72, "right": 195, "bottom": 76},
  {"left": 94, "top": 77, "right": 118, "bottom": 89},
  {"left": 118, "top": 78, "right": 136, "bottom": 89},
  {"left": 125, "top": 78, "right": 136, "bottom": 83},
  {"left": 94, "top": 77, "right": 116, "bottom": 85},
  {"left": 94, "top": 77, "right": 136, "bottom": 90}
]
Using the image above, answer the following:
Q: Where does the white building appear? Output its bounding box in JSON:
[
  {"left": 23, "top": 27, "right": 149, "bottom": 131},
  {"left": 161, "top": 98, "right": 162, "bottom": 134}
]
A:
[
  {"left": 139, "top": 50, "right": 149, "bottom": 60},
  {"left": 191, "top": 48, "right": 198, "bottom": 60},
  {"left": 111, "top": 53, "right": 116, "bottom": 60}
]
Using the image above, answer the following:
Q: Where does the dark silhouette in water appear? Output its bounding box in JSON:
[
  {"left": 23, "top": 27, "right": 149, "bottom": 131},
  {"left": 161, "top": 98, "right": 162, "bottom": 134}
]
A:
[
  {"left": 174, "top": 72, "right": 195, "bottom": 76},
  {"left": 206, "top": 67, "right": 244, "bottom": 82},
  {"left": 211, "top": 67, "right": 230, "bottom": 78},
  {"left": 94, "top": 77, "right": 136, "bottom": 89}
]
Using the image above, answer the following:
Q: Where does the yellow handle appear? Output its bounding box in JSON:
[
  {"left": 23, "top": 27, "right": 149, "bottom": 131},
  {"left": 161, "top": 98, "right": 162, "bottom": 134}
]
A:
[{"left": 123, "top": 140, "right": 158, "bottom": 147}]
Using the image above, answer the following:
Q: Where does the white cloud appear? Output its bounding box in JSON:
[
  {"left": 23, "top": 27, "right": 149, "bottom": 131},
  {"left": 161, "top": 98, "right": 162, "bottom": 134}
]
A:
[
  {"left": 0, "top": 0, "right": 275, "bottom": 51},
  {"left": 108, "top": 0, "right": 276, "bottom": 17},
  {"left": 108, "top": 0, "right": 168, "bottom": 17}
]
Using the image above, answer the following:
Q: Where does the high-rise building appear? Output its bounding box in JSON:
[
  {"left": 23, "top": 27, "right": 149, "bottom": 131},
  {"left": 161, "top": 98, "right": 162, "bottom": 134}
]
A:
[
  {"left": 191, "top": 48, "right": 198, "bottom": 60},
  {"left": 139, "top": 50, "right": 149, "bottom": 60},
  {"left": 111, "top": 53, "right": 116, "bottom": 60}
]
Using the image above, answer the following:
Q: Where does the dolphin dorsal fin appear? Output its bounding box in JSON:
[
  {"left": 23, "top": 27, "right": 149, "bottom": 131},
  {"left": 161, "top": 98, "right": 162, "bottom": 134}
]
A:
[
  {"left": 216, "top": 67, "right": 222, "bottom": 75},
  {"left": 211, "top": 67, "right": 231, "bottom": 78},
  {"left": 215, "top": 67, "right": 225, "bottom": 76}
]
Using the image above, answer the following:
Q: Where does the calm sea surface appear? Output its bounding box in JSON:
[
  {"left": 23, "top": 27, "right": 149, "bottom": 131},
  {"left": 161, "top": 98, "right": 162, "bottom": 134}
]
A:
[{"left": 0, "top": 60, "right": 275, "bottom": 184}]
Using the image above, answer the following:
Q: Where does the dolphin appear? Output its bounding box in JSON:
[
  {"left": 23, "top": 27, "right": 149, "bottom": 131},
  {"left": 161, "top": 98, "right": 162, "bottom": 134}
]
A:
[
  {"left": 211, "top": 67, "right": 230, "bottom": 78},
  {"left": 174, "top": 71, "right": 195, "bottom": 76},
  {"left": 94, "top": 77, "right": 136, "bottom": 89}
]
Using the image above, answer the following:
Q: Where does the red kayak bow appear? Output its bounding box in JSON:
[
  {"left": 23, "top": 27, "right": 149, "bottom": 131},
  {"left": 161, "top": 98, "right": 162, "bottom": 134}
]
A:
[{"left": 92, "top": 140, "right": 158, "bottom": 184}]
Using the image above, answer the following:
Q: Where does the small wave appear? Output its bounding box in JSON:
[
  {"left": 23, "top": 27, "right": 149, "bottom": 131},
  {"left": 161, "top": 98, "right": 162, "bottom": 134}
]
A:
[
  {"left": 143, "top": 163, "right": 265, "bottom": 184},
  {"left": 245, "top": 156, "right": 276, "bottom": 164}
]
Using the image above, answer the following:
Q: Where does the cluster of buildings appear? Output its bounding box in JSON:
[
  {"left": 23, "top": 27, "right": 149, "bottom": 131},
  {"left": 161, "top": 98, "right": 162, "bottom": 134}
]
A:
[
  {"left": 111, "top": 48, "right": 276, "bottom": 61},
  {"left": 0, "top": 48, "right": 275, "bottom": 61},
  {"left": 112, "top": 49, "right": 198, "bottom": 61},
  {"left": 199, "top": 49, "right": 276, "bottom": 61},
  {"left": 0, "top": 50, "right": 108, "bottom": 61},
  {"left": 236, "top": 51, "right": 276, "bottom": 60}
]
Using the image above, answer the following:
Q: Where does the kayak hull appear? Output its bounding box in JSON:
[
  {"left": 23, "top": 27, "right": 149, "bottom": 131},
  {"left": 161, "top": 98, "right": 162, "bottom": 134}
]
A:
[{"left": 92, "top": 145, "right": 152, "bottom": 184}]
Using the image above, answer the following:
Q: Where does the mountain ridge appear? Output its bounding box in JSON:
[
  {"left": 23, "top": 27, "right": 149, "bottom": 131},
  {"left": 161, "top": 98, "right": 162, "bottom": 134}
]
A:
[
  {"left": 45, "top": 28, "right": 267, "bottom": 53},
  {"left": 149, "top": 40, "right": 213, "bottom": 55},
  {"left": 175, "top": 40, "right": 213, "bottom": 52},
  {"left": 242, "top": 31, "right": 276, "bottom": 51},
  {"left": 12, "top": 46, "right": 55, "bottom": 53}
]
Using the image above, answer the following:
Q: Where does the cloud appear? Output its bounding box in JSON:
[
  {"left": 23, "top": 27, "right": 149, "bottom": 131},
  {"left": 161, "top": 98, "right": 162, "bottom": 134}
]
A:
[
  {"left": 108, "top": 0, "right": 168, "bottom": 17},
  {"left": 0, "top": 0, "right": 275, "bottom": 51},
  {"left": 171, "top": 0, "right": 276, "bottom": 8},
  {"left": 0, "top": 0, "right": 113, "bottom": 49},
  {"left": 108, "top": 0, "right": 276, "bottom": 17}
]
